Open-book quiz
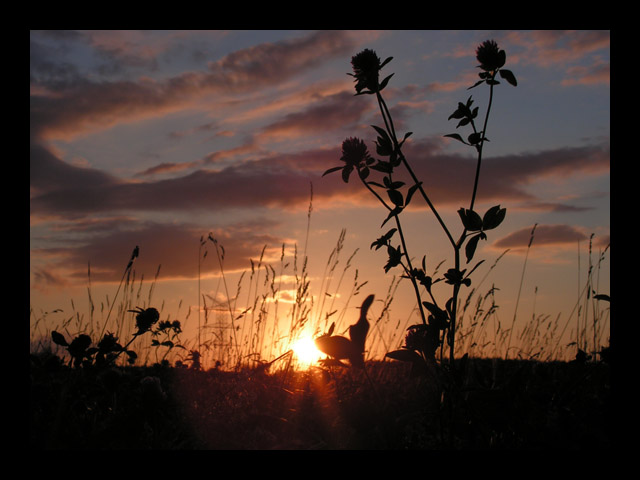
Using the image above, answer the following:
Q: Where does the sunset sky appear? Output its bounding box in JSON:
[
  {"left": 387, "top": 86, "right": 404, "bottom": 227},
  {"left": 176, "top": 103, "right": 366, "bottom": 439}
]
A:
[{"left": 30, "top": 30, "right": 610, "bottom": 364}]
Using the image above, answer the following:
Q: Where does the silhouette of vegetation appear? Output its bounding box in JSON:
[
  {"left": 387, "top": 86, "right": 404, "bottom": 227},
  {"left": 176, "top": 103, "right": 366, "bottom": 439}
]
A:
[
  {"left": 30, "top": 39, "right": 611, "bottom": 450},
  {"left": 324, "top": 40, "right": 516, "bottom": 372}
]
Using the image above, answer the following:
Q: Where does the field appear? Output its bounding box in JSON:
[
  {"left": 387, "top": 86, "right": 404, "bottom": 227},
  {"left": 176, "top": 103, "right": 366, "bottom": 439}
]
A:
[{"left": 30, "top": 351, "right": 610, "bottom": 450}]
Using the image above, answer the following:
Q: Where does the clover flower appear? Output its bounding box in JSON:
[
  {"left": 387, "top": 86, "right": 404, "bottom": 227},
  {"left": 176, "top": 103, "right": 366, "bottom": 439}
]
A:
[
  {"left": 476, "top": 39, "right": 506, "bottom": 73},
  {"left": 130, "top": 307, "right": 160, "bottom": 335},
  {"left": 349, "top": 49, "right": 393, "bottom": 94},
  {"left": 339, "top": 137, "right": 372, "bottom": 182}
]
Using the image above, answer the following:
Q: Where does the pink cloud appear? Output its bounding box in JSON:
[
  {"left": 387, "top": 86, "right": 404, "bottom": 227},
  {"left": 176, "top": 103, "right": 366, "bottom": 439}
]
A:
[
  {"left": 493, "top": 224, "right": 588, "bottom": 249},
  {"left": 32, "top": 220, "right": 286, "bottom": 286},
  {"left": 30, "top": 137, "right": 609, "bottom": 219},
  {"left": 30, "top": 31, "right": 359, "bottom": 141}
]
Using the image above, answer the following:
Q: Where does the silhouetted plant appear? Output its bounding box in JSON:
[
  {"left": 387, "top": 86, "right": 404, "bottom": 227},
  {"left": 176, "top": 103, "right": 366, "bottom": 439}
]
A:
[
  {"left": 324, "top": 40, "right": 517, "bottom": 369},
  {"left": 151, "top": 319, "right": 186, "bottom": 363},
  {"left": 51, "top": 306, "right": 169, "bottom": 368},
  {"left": 314, "top": 294, "right": 374, "bottom": 368}
]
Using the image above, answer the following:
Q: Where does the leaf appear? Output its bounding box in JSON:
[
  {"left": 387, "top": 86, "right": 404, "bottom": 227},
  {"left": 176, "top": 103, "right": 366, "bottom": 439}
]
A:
[
  {"left": 421, "top": 301, "right": 446, "bottom": 320},
  {"left": 322, "top": 166, "right": 342, "bottom": 177},
  {"left": 468, "top": 132, "right": 484, "bottom": 145},
  {"left": 465, "top": 233, "right": 482, "bottom": 263},
  {"left": 384, "top": 245, "right": 402, "bottom": 273},
  {"left": 405, "top": 182, "right": 422, "bottom": 207},
  {"left": 398, "top": 131, "right": 413, "bottom": 147},
  {"left": 499, "top": 69, "right": 518, "bottom": 86},
  {"left": 387, "top": 189, "right": 404, "bottom": 207},
  {"left": 385, "top": 349, "right": 424, "bottom": 363},
  {"left": 380, "top": 56, "right": 393, "bottom": 69},
  {"left": 371, "top": 124, "right": 389, "bottom": 138},
  {"left": 381, "top": 206, "right": 403, "bottom": 228},
  {"left": 482, "top": 205, "right": 506, "bottom": 230},
  {"left": 341, "top": 165, "right": 353, "bottom": 183},
  {"left": 458, "top": 208, "right": 483, "bottom": 231},
  {"left": 444, "top": 133, "right": 467, "bottom": 144},
  {"left": 457, "top": 117, "right": 471, "bottom": 128},
  {"left": 371, "top": 160, "right": 393, "bottom": 174},
  {"left": 379, "top": 73, "right": 394, "bottom": 91},
  {"left": 594, "top": 294, "right": 610, "bottom": 302},
  {"left": 51, "top": 330, "right": 68, "bottom": 347}
]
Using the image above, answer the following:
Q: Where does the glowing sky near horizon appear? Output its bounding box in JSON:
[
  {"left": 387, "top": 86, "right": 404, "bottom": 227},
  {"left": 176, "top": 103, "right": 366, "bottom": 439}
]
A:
[{"left": 30, "top": 30, "right": 610, "bottom": 363}]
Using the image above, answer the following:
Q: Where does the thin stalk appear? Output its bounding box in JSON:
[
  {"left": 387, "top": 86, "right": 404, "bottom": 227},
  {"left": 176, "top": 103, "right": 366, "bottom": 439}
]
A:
[
  {"left": 359, "top": 174, "right": 427, "bottom": 326},
  {"left": 376, "top": 92, "right": 456, "bottom": 249}
]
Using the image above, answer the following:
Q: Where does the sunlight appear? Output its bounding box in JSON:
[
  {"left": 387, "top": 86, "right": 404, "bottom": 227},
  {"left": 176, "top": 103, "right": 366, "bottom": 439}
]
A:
[{"left": 291, "top": 335, "right": 324, "bottom": 367}]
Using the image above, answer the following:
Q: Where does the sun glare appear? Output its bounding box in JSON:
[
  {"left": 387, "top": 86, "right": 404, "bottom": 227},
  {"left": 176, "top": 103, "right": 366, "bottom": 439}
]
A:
[{"left": 292, "top": 335, "right": 324, "bottom": 367}]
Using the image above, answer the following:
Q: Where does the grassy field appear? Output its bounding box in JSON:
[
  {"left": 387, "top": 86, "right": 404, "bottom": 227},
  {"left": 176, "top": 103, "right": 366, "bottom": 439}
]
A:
[{"left": 30, "top": 350, "right": 610, "bottom": 450}]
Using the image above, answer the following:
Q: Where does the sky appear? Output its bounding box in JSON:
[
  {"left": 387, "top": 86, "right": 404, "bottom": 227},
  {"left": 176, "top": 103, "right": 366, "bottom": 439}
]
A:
[{"left": 30, "top": 30, "right": 610, "bottom": 366}]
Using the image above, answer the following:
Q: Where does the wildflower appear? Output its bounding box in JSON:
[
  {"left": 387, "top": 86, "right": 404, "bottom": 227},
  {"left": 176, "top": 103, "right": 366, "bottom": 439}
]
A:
[
  {"left": 341, "top": 137, "right": 370, "bottom": 167},
  {"left": 324, "top": 137, "right": 373, "bottom": 183},
  {"left": 349, "top": 49, "right": 393, "bottom": 94},
  {"left": 476, "top": 39, "right": 506, "bottom": 73},
  {"left": 130, "top": 307, "right": 160, "bottom": 335}
]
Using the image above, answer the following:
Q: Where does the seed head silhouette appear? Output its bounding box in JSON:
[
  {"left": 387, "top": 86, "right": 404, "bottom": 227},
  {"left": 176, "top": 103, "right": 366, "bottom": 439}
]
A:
[{"left": 315, "top": 294, "right": 374, "bottom": 368}]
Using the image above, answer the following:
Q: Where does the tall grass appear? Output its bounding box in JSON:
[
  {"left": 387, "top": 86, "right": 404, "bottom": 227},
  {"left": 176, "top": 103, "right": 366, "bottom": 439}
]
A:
[{"left": 30, "top": 214, "right": 610, "bottom": 370}]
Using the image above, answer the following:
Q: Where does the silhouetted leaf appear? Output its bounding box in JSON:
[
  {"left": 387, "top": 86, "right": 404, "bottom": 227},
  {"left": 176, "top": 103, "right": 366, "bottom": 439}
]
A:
[
  {"left": 327, "top": 322, "right": 336, "bottom": 336},
  {"left": 458, "top": 208, "right": 483, "bottom": 231},
  {"left": 465, "top": 233, "right": 481, "bottom": 263},
  {"left": 594, "top": 294, "right": 610, "bottom": 302},
  {"left": 468, "top": 79, "right": 486, "bottom": 89},
  {"left": 381, "top": 206, "right": 403, "bottom": 228},
  {"left": 405, "top": 182, "right": 422, "bottom": 207},
  {"left": 384, "top": 245, "right": 402, "bottom": 273},
  {"left": 379, "top": 73, "right": 394, "bottom": 91},
  {"left": 499, "top": 69, "right": 517, "bottom": 86},
  {"left": 482, "top": 205, "right": 506, "bottom": 230},
  {"left": 422, "top": 301, "right": 446, "bottom": 320},
  {"left": 398, "top": 131, "right": 413, "bottom": 147},
  {"left": 444, "top": 133, "right": 467, "bottom": 144},
  {"left": 51, "top": 331, "right": 68, "bottom": 347},
  {"left": 457, "top": 117, "right": 471, "bottom": 128},
  {"left": 468, "top": 132, "right": 484, "bottom": 145},
  {"left": 371, "top": 160, "right": 393, "bottom": 174},
  {"left": 385, "top": 349, "right": 424, "bottom": 363},
  {"left": 387, "top": 189, "right": 404, "bottom": 207},
  {"left": 341, "top": 165, "right": 353, "bottom": 183}
]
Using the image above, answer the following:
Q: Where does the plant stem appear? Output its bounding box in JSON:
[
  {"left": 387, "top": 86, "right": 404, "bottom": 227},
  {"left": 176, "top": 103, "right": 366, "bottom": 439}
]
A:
[
  {"left": 376, "top": 92, "right": 456, "bottom": 249},
  {"left": 469, "top": 80, "right": 495, "bottom": 213},
  {"left": 359, "top": 174, "right": 427, "bottom": 326}
]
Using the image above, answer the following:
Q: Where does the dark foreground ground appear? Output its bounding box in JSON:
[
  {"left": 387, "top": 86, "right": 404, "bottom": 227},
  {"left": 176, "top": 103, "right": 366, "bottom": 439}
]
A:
[{"left": 30, "top": 354, "right": 611, "bottom": 449}]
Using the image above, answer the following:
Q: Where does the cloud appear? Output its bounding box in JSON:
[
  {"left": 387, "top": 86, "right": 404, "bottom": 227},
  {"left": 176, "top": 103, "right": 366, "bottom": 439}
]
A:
[
  {"left": 30, "top": 30, "right": 360, "bottom": 141},
  {"left": 398, "top": 139, "right": 610, "bottom": 207},
  {"left": 31, "top": 220, "right": 286, "bottom": 286},
  {"left": 504, "top": 30, "right": 609, "bottom": 86},
  {"left": 561, "top": 60, "right": 610, "bottom": 86},
  {"left": 30, "top": 136, "right": 609, "bottom": 219},
  {"left": 258, "top": 91, "right": 372, "bottom": 141},
  {"left": 493, "top": 224, "right": 588, "bottom": 249}
]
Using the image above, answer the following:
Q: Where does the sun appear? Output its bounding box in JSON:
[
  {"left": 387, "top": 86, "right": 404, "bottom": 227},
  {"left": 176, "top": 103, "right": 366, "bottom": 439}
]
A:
[{"left": 291, "top": 335, "right": 324, "bottom": 367}]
